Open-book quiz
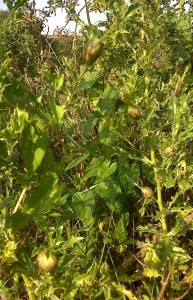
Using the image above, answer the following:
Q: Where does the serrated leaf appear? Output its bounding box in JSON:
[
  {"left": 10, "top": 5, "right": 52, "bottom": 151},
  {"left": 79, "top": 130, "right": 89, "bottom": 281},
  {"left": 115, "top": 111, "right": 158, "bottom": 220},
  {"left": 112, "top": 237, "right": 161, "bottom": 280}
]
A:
[
  {"left": 164, "top": 179, "right": 176, "bottom": 188},
  {"left": 143, "top": 267, "right": 160, "bottom": 277},
  {"left": 10, "top": 108, "right": 28, "bottom": 134},
  {"left": 119, "top": 161, "right": 140, "bottom": 193},
  {"left": 74, "top": 273, "right": 91, "bottom": 286},
  {"left": 96, "top": 161, "right": 117, "bottom": 182},
  {"left": 72, "top": 191, "right": 95, "bottom": 226},
  {"left": 103, "top": 83, "right": 118, "bottom": 100},
  {"left": 96, "top": 181, "right": 123, "bottom": 212},
  {"left": 112, "top": 282, "right": 138, "bottom": 300},
  {"left": 98, "top": 123, "right": 117, "bottom": 144},
  {"left": 178, "top": 177, "right": 191, "bottom": 191},
  {"left": 82, "top": 157, "right": 103, "bottom": 181},
  {"left": 66, "top": 236, "right": 84, "bottom": 248},
  {"left": 78, "top": 70, "right": 100, "bottom": 90},
  {"left": 123, "top": 3, "right": 140, "bottom": 22}
]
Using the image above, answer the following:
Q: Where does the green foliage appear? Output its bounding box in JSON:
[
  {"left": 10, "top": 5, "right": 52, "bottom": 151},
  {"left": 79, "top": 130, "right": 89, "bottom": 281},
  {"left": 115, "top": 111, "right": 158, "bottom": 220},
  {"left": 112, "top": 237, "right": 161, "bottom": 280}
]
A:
[{"left": 1, "top": 0, "right": 193, "bottom": 299}]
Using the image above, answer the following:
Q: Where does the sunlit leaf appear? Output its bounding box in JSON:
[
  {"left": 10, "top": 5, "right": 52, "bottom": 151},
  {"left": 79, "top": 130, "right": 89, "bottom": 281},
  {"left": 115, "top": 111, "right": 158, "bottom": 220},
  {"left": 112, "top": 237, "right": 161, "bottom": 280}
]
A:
[
  {"left": 143, "top": 267, "right": 160, "bottom": 278},
  {"left": 22, "top": 122, "right": 47, "bottom": 172},
  {"left": 55, "top": 73, "right": 64, "bottom": 91}
]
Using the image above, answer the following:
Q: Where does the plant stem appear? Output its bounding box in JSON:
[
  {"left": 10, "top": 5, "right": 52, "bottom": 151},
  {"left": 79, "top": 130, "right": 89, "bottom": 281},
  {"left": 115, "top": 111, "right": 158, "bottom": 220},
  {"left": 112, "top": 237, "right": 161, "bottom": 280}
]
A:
[
  {"left": 13, "top": 186, "right": 27, "bottom": 214},
  {"left": 149, "top": 116, "right": 168, "bottom": 233},
  {"left": 156, "top": 180, "right": 168, "bottom": 233},
  {"left": 22, "top": 274, "right": 36, "bottom": 300},
  {"left": 141, "top": 4, "right": 168, "bottom": 233},
  {"left": 84, "top": 0, "right": 93, "bottom": 33},
  {"left": 12, "top": 189, "right": 35, "bottom": 298},
  {"left": 150, "top": 141, "right": 168, "bottom": 233}
]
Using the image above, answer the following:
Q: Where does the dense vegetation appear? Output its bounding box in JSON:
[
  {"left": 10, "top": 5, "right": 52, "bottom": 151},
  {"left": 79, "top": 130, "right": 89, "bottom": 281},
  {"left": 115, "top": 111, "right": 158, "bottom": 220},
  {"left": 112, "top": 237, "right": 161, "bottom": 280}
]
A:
[{"left": 1, "top": 0, "right": 193, "bottom": 299}]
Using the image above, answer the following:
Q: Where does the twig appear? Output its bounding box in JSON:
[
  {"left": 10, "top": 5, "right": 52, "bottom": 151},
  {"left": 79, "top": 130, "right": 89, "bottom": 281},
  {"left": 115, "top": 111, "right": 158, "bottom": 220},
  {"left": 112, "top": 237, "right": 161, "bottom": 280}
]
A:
[
  {"left": 84, "top": 0, "right": 93, "bottom": 31},
  {"left": 158, "top": 258, "right": 171, "bottom": 300},
  {"left": 142, "top": 280, "right": 155, "bottom": 300},
  {"left": 174, "top": 283, "right": 193, "bottom": 300}
]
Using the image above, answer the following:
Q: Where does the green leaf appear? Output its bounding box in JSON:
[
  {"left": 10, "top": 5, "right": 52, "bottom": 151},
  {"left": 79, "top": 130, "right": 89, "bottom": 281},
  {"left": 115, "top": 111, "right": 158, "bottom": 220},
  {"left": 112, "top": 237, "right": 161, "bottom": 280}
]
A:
[
  {"left": 23, "top": 173, "right": 65, "bottom": 215},
  {"left": 33, "top": 148, "right": 45, "bottom": 171},
  {"left": 164, "top": 179, "right": 176, "bottom": 188},
  {"left": 65, "top": 151, "right": 90, "bottom": 171},
  {"left": 103, "top": 83, "right": 118, "bottom": 100},
  {"left": 143, "top": 267, "right": 160, "bottom": 278},
  {"left": 55, "top": 73, "right": 64, "bottom": 91},
  {"left": 82, "top": 157, "right": 103, "bottom": 181},
  {"left": 72, "top": 191, "right": 95, "bottom": 226},
  {"left": 119, "top": 160, "right": 130, "bottom": 191},
  {"left": 74, "top": 273, "right": 91, "bottom": 286},
  {"left": 5, "top": 212, "right": 32, "bottom": 231},
  {"left": 96, "top": 160, "right": 117, "bottom": 182},
  {"left": 0, "top": 197, "right": 13, "bottom": 209},
  {"left": 83, "top": 115, "right": 98, "bottom": 137},
  {"left": 119, "top": 161, "right": 140, "bottom": 193},
  {"left": 185, "top": 73, "right": 193, "bottom": 84},
  {"left": 142, "top": 164, "right": 155, "bottom": 184},
  {"left": 98, "top": 123, "right": 117, "bottom": 144},
  {"left": 5, "top": 0, "right": 27, "bottom": 11},
  {"left": 178, "top": 177, "right": 191, "bottom": 191},
  {"left": 100, "top": 144, "right": 117, "bottom": 157},
  {"left": 82, "top": 158, "right": 117, "bottom": 182},
  {"left": 22, "top": 122, "right": 47, "bottom": 172},
  {"left": 78, "top": 70, "right": 100, "bottom": 91},
  {"left": 87, "top": 260, "right": 98, "bottom": 277},
  {"left": 0, "top": 58, "right": 11, "bottom": 77},
  {"left": 96, "top": 181, "right": 123, "bottom": 212},
  {"left": 10, "top": 108, "right": 28, "bottom": 134},
  {"left": 112, "top": 282, "right": 138, "bottom": 300},
  {"left": 112, "top": 213, "right": 129, "bottom": 243},
  {"left": 43, "top": 71, "right": 56, "bottom": 82},
  {"left": 123, "top": 3, "right": 140, "bottom": 22},
  {"left": 3, "top": 77, "right": 36, "bottom": 109},
  {"left": 49, "top": 96, "right": 64, "bottom": 125},
  {"left": 97, "top": 98, "right": 115, "bottom": 114},
  {"left": 66, "top": 236, "right": 85, "bottom": 248}
]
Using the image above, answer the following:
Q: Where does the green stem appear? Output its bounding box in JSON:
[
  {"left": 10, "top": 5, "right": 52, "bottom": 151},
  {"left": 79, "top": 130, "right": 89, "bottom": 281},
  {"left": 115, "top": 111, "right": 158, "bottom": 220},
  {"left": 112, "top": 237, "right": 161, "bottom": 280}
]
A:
[
  {"left": 84, "top": 0, "right": 93, "bottom": 33},
  {"left": 149, "top": 122, "right": 168, "bottom": 234},
  {"left": 156, "top": 180, "right": 168, "bottom": 233},
  {"left": 22, "top": 274, "right": 36, "bottom": 300},
  {"left": 141, "top": 5, "right": 167, "bottom": 233},
  {"left": 13, "top": 186, "right": 27, "bottom": 214}
]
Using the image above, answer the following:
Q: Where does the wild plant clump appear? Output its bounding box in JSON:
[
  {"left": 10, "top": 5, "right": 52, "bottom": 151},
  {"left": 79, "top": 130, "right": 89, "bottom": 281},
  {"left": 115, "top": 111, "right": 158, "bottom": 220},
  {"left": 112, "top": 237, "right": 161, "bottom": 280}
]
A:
[{"left": 1, "top": 1, "right": 193, "bottom": 299}]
